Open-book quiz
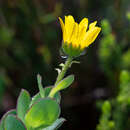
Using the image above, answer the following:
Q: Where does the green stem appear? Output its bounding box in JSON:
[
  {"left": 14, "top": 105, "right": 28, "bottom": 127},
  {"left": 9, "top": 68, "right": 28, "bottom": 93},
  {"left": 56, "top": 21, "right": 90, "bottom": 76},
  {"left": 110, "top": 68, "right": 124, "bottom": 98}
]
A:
[
  {"left": 55, "top": 57, "right": 73, "bottom": 85},
  {"left": 48, "top": 57, "right": 73, "bottom": 98}
]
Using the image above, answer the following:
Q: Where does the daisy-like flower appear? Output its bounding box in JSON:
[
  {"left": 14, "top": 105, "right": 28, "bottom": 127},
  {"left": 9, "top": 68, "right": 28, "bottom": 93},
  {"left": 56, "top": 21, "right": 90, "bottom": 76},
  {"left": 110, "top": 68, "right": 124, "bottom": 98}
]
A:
[{"left": 59, "top": 15, "right": 101, "bottom": 57}]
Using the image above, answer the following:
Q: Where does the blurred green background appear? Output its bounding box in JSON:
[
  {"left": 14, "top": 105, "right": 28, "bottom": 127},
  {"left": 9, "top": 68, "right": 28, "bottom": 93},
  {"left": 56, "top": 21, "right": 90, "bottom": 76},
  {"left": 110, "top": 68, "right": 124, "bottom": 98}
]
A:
[{"left": 0, "top": 0, "right": 130, "bottom": 130}]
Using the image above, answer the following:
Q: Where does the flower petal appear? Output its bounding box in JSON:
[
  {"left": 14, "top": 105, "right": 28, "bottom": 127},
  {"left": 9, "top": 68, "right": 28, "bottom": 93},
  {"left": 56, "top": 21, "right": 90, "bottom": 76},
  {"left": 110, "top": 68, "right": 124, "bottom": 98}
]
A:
[
  {"left": 58, "top": 17, "right": 66, "bottom": 42},
  {"left": 71, "top": 22, "right": 79, "bottom": 47},
  {"left": 58, "top": 17, "right": 64, "bottom": 33},
  {"left": 83, "top": 27, "right": 101, "bottom": 47},
  {"left": 79, "top": 18, "right": 88, "bottom": 33},
  {"left": 65, "top": 15, "right": 75, "bottom": 42},
  {"left": 89, "top": 21, "right": 97, "bottom": 30}
]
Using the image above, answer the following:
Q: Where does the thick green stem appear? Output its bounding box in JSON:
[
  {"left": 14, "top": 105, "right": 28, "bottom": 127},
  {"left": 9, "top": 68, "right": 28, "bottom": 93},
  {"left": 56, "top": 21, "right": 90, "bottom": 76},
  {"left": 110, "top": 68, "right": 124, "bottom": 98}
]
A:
[
  {"left": 55, "top": 57, "right": 73, "bottom": 85},
  {"left": 48, "top": 57, "right": 73, "bottom": 98}
]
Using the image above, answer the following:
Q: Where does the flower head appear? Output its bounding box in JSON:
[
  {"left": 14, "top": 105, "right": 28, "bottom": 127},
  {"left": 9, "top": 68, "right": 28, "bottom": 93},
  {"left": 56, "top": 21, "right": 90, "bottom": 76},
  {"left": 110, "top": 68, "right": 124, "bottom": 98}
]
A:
[{"left": 59, "top": 15, "right": 101, "bottom": 57}]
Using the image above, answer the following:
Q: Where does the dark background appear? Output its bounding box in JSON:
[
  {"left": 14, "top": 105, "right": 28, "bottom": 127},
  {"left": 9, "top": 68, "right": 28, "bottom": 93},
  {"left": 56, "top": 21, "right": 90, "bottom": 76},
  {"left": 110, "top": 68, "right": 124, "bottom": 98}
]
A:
[{"left": 0, "top": 0, "right": 130, "bottom": 129}]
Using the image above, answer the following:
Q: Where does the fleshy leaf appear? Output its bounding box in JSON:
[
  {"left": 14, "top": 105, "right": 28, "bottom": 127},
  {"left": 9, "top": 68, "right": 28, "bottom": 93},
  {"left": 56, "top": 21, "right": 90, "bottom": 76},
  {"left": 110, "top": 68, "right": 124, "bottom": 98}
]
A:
[
  {"left": 25, "top": 98, "right": 60, "bottom": 128},
  {"left": 37, "top": 74, "right": 45, "bottom": 98},
  {"left": 44, "top": 87, "right": 61, "bottom": 104},
  {"left": 0, "top": 109, "right": 16, "bottom": 130},
  {"left": 17, "top": 89, "right": 31, "bottom": 123},
  {"left": 49, "top": 75, "right": 74, "bottom": 97},
  {"left": 4, "top": 115, "right": 26, "bottom": 130},
  {"left": 43, "top": 118, "right": 66, "bottom": 130},
  {"left": 30, "top": 93, "right": 41, "bottom": 107},
  {"left": 30, "top": 87, "right": 61, "bottom": 106}
]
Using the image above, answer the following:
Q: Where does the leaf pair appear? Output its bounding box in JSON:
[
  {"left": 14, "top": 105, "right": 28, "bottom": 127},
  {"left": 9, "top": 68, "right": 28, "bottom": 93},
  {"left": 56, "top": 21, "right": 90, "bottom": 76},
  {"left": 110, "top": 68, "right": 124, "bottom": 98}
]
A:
[
  {"left": 17, "top": 89, "right": 61, "bottom": 129},
  {"left": 0, "top": 73, "right": 74, "bottom": 130}
]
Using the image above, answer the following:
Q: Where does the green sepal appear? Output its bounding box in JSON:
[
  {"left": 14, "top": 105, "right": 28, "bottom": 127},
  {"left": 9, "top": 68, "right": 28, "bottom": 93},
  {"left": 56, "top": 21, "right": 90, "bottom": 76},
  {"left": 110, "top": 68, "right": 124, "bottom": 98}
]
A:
[
  {"left": 17, "top": 89, "right": 31, "bottom": 123},
  {"left": 62, "top": 41, "right": 84, "bottom": 58},
  {"left": 25, "top": 98, "right": 60, "bottom": 129},
  {"left": 4, "top": 115, "right": 26, "bottom": 130},
  {"left": 0, "top": 109, "right": 16, "bottom": 130}
]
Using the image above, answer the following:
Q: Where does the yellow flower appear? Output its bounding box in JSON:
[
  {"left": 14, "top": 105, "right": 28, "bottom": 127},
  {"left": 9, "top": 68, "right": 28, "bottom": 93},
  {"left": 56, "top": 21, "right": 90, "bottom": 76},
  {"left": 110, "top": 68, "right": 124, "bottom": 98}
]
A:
[{"left": 59, "top": 15, "right": 101, "bottom": 57}]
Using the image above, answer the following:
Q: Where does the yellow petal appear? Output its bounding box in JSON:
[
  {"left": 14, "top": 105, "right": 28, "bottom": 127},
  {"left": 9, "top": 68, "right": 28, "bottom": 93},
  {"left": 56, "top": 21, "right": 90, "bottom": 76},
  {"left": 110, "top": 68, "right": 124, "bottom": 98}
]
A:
[
  {"left": 58, "top": 17, "right": 64, "bottom": 33},
  {"left": 58, "top": 17, "right": 66, "bottom": 42},
  {"left": 78, "top": 18, "right": 88, "bottom": 47},
  {"left": 89, "top": 21, "right": 97, "bottom": 30},
  {"left": 83, "top": 27, "right": 101, "bottom": 47},
  {"left": 79, "top": 18, "right": 88, "bottom": 33},
  {"left": 65, "top": 15, "right": 75, "bottom": 42},
  {"left": 71, "top": 22, "right": 79, "bottom": 47}
]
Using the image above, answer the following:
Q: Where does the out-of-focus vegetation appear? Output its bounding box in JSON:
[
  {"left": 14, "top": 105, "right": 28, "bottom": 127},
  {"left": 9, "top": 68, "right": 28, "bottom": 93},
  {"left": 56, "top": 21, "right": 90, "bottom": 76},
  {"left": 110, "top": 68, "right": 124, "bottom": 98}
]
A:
[
  {"left": 97, "top": 12, "right": 130, "bottom": 130},
  {"left": 0, "top": 0, "right": 130, "bottom": 130}
]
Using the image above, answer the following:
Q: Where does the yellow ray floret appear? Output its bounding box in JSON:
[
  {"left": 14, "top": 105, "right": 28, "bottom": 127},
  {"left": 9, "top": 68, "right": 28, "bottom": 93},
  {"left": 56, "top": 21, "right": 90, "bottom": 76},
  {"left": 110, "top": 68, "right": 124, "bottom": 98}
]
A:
[{"left": 59, "top": 15, "right": 101, "bottom": 57}]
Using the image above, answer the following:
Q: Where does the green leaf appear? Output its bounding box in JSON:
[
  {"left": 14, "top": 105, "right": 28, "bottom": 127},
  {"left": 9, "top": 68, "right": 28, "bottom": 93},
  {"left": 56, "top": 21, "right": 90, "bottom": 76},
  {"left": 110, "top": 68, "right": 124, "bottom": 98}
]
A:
[
  {"left": 49, "top": 75, "right": 74, "bottom": 97},
  {"left": 43, "top": 118, "right": 65, "bottom": 130},
  {"left": 17, "top": 89, "right": 31, "bottom": 123},
  {"left": 0, "top": 109, "right": 16, "bottom": 130},
  {"left": 37, "top": 74, "right": 45, "bottom": 98},
  {"left": 25, "top": 98, "right": 60, "bottom": 128},
  {"left": 4, "top": 115, "right": 26, "bottom": 130},
  {"left": 30, "top": 93, "right": 41, "bottom": 107},
  {"left": 44, "top": 87, "right": 61, "bottom": 104},
  {"left": 30, "top": 87, "right": 61, "bottom": 106}
]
